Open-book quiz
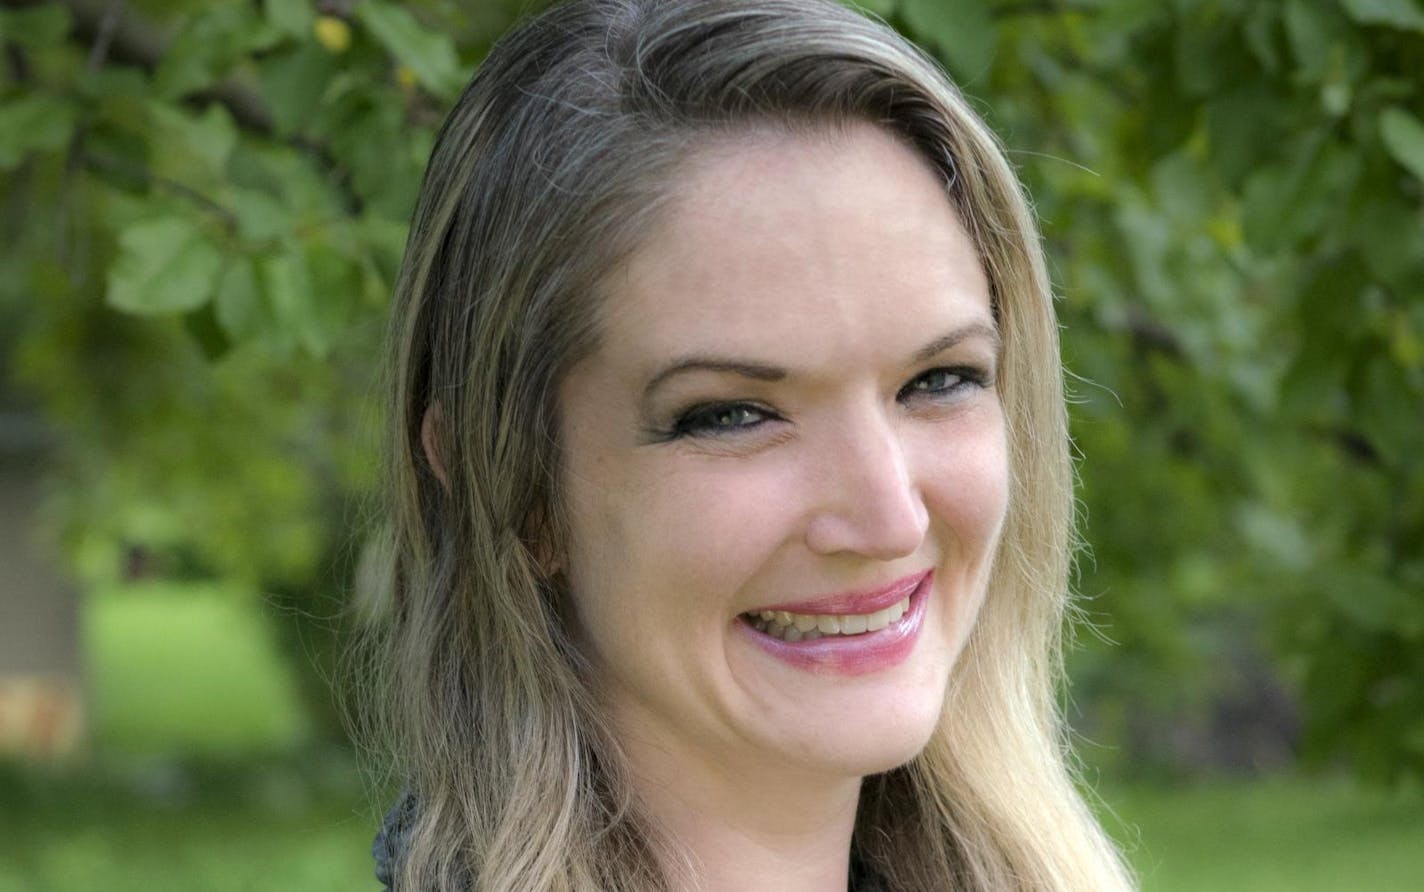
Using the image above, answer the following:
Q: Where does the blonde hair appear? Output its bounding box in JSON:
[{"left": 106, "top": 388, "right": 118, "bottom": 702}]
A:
[{"left": 364, "top": 0, "right": 1134, "bottom": 889}]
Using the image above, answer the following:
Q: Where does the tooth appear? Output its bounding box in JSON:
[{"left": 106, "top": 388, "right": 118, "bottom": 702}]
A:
[
  {"left": 784, "top": 626, "right": 803, "bottom": 642},
  {"left": 774, "top": 611, "right": 794, "bottom": 626},
  {"left": 759, "top": 610, "right": 775, "bottom": 621},
  {"left": 817, "top": 615, "right": 840, "bottom": 634},
  {"left": 866, "top": 607, "right": 890, "bottom": 632},
  {"left": 889, "top": 598, "right": 908, "bottom": 621},
  {"left": 803, "top": 629, "right": 822, "bottom": 640},
  {"left": 841, "top": 614, "right": 868, "bottom": 634},
  {"left": 793, "top": 614, "right": 818, "bottom": 632},
  {"left": 754, "top": 618, "right": 768, "bottom": 632}
]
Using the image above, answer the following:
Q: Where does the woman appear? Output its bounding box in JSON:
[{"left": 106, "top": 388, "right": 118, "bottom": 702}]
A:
[{"left": 364, "top": 0, "right": 1134, "bottom": 889}]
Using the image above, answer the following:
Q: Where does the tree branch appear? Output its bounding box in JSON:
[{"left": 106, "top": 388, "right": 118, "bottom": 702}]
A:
[
  {"left": 79, "top": 149, "right": 239, "bottom": 230},
  {"left": 84, "top": 0, "right": 124, "bottom": 72},
  {"left": 0, "top": 0, "right": 277, "bottom": 135}
]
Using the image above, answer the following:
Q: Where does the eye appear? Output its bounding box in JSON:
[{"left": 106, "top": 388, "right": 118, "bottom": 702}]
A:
[
  {"left": 672, "top": 402, "right": 774, "bottom": 438},
  {"left": 897, "top": 366, "right": 987, "bottom": 402}
]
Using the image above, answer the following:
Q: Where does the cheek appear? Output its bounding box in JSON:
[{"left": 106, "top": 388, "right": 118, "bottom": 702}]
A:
[
  {"left": 919, "top": 416, "right": 1010, "bottom": 555},
  {"left": 648, "top": 460, "right": 803, "bottom": 554},
  {"left": 561, "top": 454, "right": 802, "bottom": 647}
]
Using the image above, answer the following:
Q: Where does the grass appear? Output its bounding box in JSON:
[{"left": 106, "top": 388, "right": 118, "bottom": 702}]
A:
[
  {"left": 3, "top": 766, "right": 1419, "bottom": 891},
  {"left": 85, "top": 581, "right": 309, "bottom": 756},
  {"left": 1107, "top": 777, "right": 1424, "bottom": 891},
  {"left": 0, "top": 581, "right": 368, "bottom": 890},
  {"left": 0, "top": 762, "right": 380, "bottom": 892},
  {"left": 1, "top": 583, "right": 1419, "bottom": 890}
]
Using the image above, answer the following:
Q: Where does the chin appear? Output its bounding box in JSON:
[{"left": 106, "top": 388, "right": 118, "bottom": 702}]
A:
[{"left": 782, "top": 691, "right": 948, "bottom": 781}]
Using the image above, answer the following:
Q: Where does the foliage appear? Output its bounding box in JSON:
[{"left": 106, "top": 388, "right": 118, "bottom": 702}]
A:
[
  {"left": 947, "top": 0, "right": 1424, "bottom": 783},
  {"left": 1, "top": 0, "right": 1420, "bottom": 780}
]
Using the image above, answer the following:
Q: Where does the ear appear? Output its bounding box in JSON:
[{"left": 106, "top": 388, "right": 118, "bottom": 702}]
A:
[
  {"left": 421, "top": 402, "right": 450, "bottom": 489},
  {"left": 523, "top": 501, "right": 565, "bottom": 579}
]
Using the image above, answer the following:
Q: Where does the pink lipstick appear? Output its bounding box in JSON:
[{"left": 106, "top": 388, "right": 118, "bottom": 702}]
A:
[{"left": 747, "top": 570, "right": 927, "bottom": 617}]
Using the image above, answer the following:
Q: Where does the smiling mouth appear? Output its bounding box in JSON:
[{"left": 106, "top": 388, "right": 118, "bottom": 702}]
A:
[{"left": 741, "top": 598, "right": 912, "bottom": 642}]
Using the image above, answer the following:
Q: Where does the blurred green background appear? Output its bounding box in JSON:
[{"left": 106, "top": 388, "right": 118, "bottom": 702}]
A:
[{"left": 0, "top": 0, "right": 1420, "bottom": 889}]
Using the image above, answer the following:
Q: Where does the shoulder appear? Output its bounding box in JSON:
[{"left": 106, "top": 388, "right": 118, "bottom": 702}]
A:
[{"left": 373, "top": 790, "right": 419, "bottom": 891}]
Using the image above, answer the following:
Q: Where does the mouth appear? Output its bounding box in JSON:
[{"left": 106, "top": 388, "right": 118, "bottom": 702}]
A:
[
  {"left": 741, "top": 595, "right": 912, "bottom": 641},
  {"left": 735, "top": 570, "right": 933, "bottom": 675}
]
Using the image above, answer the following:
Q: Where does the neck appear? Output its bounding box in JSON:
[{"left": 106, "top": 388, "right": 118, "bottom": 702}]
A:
[{"left": 621, "top": 728, "right": 863, "bottom": 892}]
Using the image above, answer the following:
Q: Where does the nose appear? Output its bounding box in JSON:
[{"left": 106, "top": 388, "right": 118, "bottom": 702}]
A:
[{"left": 803, "top": 410, "right": 929, "bottom": 560}]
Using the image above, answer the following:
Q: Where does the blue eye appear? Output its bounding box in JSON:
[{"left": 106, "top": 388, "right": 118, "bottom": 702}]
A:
[{"left": 673, "top": 403, "right": 772, "bottom": 437}]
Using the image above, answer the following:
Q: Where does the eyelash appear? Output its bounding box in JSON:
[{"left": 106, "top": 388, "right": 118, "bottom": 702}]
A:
[{"left": 665, "top": 366, "right": 991, "bottom": 440}]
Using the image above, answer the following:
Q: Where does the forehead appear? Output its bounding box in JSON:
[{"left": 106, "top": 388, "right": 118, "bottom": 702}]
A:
[{"left": 593, "top": 121, "right": 991, "bottom": 365}]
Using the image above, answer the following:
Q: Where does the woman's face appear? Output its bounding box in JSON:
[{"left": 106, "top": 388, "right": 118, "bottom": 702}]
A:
[{"left": 557, "top": 122, "right": 1008, "bottom": 786}]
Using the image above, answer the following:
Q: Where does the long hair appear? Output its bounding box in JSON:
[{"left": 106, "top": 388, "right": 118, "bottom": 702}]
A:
[{"left": 363, "top": 1, "right": 1134, "bottom": 888}]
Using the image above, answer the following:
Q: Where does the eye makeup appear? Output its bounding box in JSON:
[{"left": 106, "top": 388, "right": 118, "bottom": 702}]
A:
[{"left": 645, "top": 361, "right": 995, "bottom": 444}]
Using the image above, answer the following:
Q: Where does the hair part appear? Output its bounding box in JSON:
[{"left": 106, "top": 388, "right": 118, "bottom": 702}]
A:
[{"left": 360, "top": 1, "right": 1134, "bottom": 889}]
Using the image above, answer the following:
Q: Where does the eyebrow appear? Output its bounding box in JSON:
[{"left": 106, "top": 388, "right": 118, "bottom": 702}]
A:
[
  {"left": 910, "top": 321, "right": 1001, "bottom": 364},
  {"left": 641, "top": 321, "right": 1001, "bottom": 404}
]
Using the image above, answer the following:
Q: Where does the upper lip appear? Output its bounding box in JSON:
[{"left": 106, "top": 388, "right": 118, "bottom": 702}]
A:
[{"left": 747, "top": 569, "right": 931, "bottom": 616}]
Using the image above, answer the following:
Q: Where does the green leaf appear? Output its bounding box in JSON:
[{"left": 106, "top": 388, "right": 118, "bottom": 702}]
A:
[
  {"left": 1174, "top": 20, "right": 1252, "bottom": 98},
  {"left": 1354, "top": 352, "right": 1424, "bottom": 464},
  {"left": 0, "top": 5, "right": 72, "bottom": 49},
  {"left": 1339, "top": 0, "right": 1424, "bottom": 32},
  {"left": 0, "top": 95, "right": 77, "bottom": 169},
  {"left": 1320, "top": 570, "right": 1419, "bottom": 632},
  {"left": 356, "top": 213, "right": 410, "bottom": 285},
  {"left": 76, "top": 66, "right": 150, "bottom": 102},
  {"left": 154, "top": 5, "right": 282, "bottom": 99},
  {"left": 901, "top": 0, "right": 998, "bottom": 82},
  {"left": 325, "top": 101, "right": 421, "bottom": 217},
  {"left": 215, "top": 258, "right": 267, "bottom": 341},
  {"left": 229, "top": 187, "right": 293, "bottom": 243},
  {"left": 107, "top": 217, "right": 225, "bottom": 315},
  {"left": 1234, "top": 503, "right": 1311, "bottom": 572},
  {"left": 1206, "top": 85, "right": 1289, "bottom": 187},
  {"left": 354, "top": 0, "right": 464, "bottom": 100},
  {"left": 1242, "top": 4, "right": 1282, "bottom": 74},
  {"left": 229, "top": 143, "right": 344, "bottom": 220},
  {"left": 145, "top": 101, "right": 238, "bottom": 187},
  {"left": 1349, "top": 195, "right": 1424, "bottom": 286},
  {"left": 261, "top": 250, "right": 327, "bottom": 357},
  {"left": 1241, "top": 140, "right": 1361, "bottom": 255},
  {"left": 1278, "top": 258, "right": 1368, "bottom": 419},
  {"left": 1283, "top": 0, "right": 1344, "bottom": 82},
  {"left": 258, "top": 44, "right": 340, "bottom": 136},
  {"left": 264, "top": 0, "right": 315, "bottom": 39},
  {"left": 1380, "top": 106, "right": 1424, "bottom": 183}
]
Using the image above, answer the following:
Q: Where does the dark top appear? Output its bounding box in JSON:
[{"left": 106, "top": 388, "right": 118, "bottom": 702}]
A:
[{"left": 374, "top": 791, "right": 886, "bottom": 891}]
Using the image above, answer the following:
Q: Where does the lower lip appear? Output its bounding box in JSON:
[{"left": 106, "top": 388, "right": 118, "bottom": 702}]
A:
[{"left": 735, "top": 572, "right": 932, "bottom": 676}]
